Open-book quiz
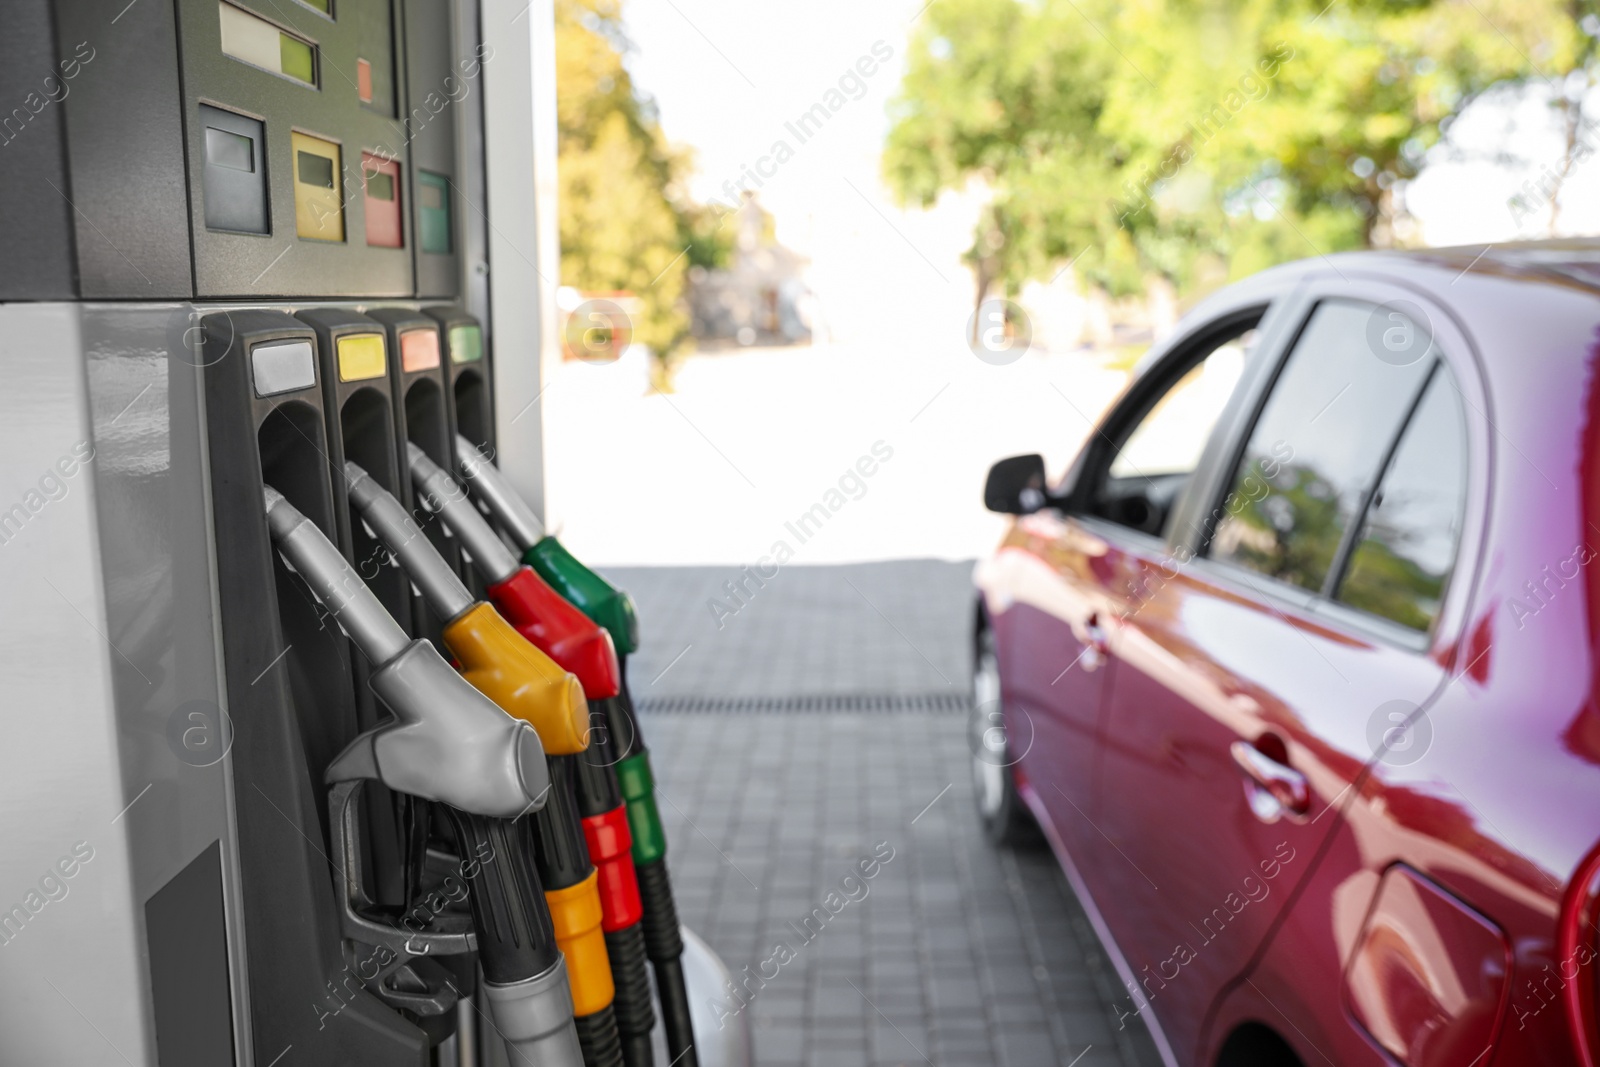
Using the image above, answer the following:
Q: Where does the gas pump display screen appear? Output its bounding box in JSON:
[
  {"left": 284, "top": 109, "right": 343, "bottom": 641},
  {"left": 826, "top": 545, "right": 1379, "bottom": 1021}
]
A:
[
  {"left": 298, "top": 153, "right": 334, "bottom": 188},
  {"left": 199, "top": 105, "right": 269, "bottom": 235}
]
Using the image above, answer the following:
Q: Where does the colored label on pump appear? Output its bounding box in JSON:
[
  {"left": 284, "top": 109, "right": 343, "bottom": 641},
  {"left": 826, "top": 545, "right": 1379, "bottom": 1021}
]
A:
[
  {"left": 400, "top": 329, "right": 440, "bottom": 372},
  {"left": 418, "top": 171, "right": 451, "bottom": 253},
  {"left": 362, "top": 153, "right": 402, "bottom": 248},
  {"left": 449, "top": 324, "right": 482, "bottom": 364},
  {"left": 251, "top": 340, "right": 316, "bottom": 397},
  {"left": 219, "top": 3, "right": 316, "bottom": 86},
  {"left": 336, "top": 334, "right": 386, "bottom": 382},
  {"left": 291, "top": 132, "right": 344, "bottom": 242}
]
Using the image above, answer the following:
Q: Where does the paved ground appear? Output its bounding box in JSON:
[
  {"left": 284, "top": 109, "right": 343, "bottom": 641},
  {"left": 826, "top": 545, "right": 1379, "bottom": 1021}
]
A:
[
  {"left": 607, "top": 560, "right": 974, "bottom": 703},
  {"left": 604, "top": 563, "right": 1165, "bottom": 1067}
]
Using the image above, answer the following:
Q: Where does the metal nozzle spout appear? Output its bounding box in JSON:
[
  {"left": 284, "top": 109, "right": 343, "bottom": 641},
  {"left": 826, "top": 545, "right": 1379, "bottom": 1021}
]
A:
[
  {"left": 408, "top": 442, "right": 520, "bottom": 585},
  {"left": 343, "top": 461, "right": 476, "bottom": 622},
  {"left": 481, "top": 957, "right": 586, "bottom": 1067},
  {"left": 454, "top": 434, "right": 544, "bottom": 551},
  {"left": 262, "top": 486, "right": 410, "bottom": 664}
]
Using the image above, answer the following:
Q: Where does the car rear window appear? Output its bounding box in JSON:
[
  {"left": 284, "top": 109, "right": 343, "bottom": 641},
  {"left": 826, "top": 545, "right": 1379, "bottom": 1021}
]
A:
[
  {"left": 1209, "top": 300, "right": 1435, "bottom": 595},
  {"left": 1335, "top": 363, "right": 1467, "bottom": 631}
]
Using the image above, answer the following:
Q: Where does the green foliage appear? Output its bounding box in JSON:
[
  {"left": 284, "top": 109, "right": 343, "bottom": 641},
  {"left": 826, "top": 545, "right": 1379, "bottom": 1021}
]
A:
[
  {"left": 1220, "top": 459, "right": 1446, "bottom": 631},
  {"left": 556, "top": 0, "right": 727, "bottom": 359},
  {"left": 884, "top": 0, "right": 1594, "bottom": 308},
  {"left": 1341, "top": 536, "right": 1444, "bottom": 632},
  {"left": 1222, "top": 463, "right": 1345, "bottom": 593}
]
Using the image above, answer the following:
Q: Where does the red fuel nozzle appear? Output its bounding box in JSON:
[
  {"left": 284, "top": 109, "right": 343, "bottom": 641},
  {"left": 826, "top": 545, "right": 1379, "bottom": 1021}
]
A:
[{"left": 488, "top": 566, "right": 622, "bottom": 702}]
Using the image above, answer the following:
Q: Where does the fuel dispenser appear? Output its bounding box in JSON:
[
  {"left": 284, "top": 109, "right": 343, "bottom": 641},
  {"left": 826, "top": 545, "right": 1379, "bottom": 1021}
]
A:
[{"left": 0, "top": 1, "right": 744, "bottom": 1063}]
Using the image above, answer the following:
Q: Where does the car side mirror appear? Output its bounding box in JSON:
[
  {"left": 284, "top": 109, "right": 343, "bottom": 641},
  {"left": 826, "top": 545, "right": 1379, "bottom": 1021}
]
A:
[{"left": 984, "top": 454, "right": 1049, "bottom": 514}]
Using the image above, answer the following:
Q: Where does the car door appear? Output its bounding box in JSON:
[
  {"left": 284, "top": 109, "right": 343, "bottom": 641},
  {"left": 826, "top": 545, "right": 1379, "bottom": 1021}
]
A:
[
  {"left": 1204, "top": 282, "right": 1490, "bottom": 1067},
  {"left": 990, "top": 299, "right": 1272, "bottom": 912},
  {"left": 1086, "top": 291, "right": 1460, "bottom": 1063}
]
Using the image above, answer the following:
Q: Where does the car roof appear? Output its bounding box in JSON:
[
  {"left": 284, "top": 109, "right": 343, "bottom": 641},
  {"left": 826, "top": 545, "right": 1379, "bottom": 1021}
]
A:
[
  {"left": 1247, "top": 238, "right": 1600, "bottom": 300},
  {"left": 1136, "top": 238, "right": 1600, "bottom": 376}
]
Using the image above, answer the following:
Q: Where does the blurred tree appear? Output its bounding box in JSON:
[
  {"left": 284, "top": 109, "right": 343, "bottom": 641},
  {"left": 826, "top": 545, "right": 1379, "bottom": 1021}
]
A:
[
  {"left": 555, "top": 0, "right": 728, "bottom": 369},
  {"left": 884, "top": 0, "right": 1595, "bottom": 320}
]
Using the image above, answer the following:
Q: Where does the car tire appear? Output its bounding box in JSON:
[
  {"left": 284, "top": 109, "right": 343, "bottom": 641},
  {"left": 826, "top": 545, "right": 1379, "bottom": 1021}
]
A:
[{"left": 971, "top": 622, "right": 1037, "bottom": 847}]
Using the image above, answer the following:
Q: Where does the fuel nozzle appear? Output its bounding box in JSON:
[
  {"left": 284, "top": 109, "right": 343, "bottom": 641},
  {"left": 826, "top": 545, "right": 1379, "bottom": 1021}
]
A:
[
  {"left": 456, "top": 434, "right": 640, "bottom": 655},
  {"left": 440, "top": 446, "right": 696, "bottom": 1067},
  {"left": 342, "top": 465, "right": 624, "bottom": 1064},
  {"left": 263, "top": 486, "right": 547, "bottom": 818},
  {"left": 264, "top": 486, "right": 587, "bottom": 1067},
  {"left": 343, "top": 462, "right": 590, "bottom": 755},
  {"left": 435, "top": 442, "right": 663, "bottom": 1066},
  {"left": 409, "top": 443, "right": 620, "bottom": 701}
]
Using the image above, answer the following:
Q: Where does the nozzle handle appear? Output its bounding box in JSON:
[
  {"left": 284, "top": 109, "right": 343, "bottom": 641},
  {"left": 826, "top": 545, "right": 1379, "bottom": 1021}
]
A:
[
  {"left": 343, "top": 461, "right": 475, "bottom": 622},
  {"left": 443, "top": 808, "right": 560, "bottom": 981},
  {"left": 327, "top": 640, "right": 551, "bottom": 819},
  {"left": 454, "top": 434, "right": 544, "bottom": 549},
  {"left": 408, "top": 443, "right": 521, "bottom": 584},
  {"left": 525, "top": 536, "right": 641, "bottom": 656},
  {"left": 263, "top": 486, "right": 409, "bottom": 664},
  {"left": 445, "top": 809, "right": 588, "bottom": 1067},
  {"left": 327, "top": 778, "right": 477, "bottom": 959}
]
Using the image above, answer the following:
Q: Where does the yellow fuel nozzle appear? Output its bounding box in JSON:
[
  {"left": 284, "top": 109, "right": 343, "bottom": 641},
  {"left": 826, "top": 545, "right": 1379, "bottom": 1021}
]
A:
[
  {"left": 342, "top": 461, "right": 589, "bottom": 755},
  {"left": 443, "top": 602, "right": 590, "bottom": 755}
]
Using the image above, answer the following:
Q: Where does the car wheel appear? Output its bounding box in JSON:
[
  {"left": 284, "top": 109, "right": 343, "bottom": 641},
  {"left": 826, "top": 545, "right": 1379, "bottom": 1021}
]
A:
[{"left": 971, "top": 623, "right": 1036, "bottom": 846}]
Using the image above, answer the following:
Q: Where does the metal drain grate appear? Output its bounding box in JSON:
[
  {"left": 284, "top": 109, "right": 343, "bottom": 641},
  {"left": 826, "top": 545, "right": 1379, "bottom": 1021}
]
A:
[{"left": 634, "top": 692, "right": 971, "bottom": 714}]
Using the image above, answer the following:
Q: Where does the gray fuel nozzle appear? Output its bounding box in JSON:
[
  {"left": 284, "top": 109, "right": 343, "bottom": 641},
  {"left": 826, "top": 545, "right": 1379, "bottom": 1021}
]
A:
[
  {"left": 343, "top": 462, "right": 475, "bottom": 623},
  {"left": 453, "top": 434, "right": 544, "bottom": 552},
  {"left": 262, "top": 486, "right": 548, "bottom": 819},
  {"left": 408, "top": 443, "right": 521, "bottom": 584},
  {"left": 264, "top": 484, "right": 410, "bottom": 664}
]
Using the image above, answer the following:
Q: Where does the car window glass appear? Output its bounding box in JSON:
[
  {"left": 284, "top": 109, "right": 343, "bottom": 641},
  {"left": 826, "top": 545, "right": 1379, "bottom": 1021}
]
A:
[
  {"left": 1089, "top": 326, "right": 1254, "bottom": 536},
  {"left": 1209, "top": 300, "right": 1433, "bottom": 593},
  {"left": 1336, "top": 365, "right": 1467, "bottom": 632},
  {"left": 1110, "top": 335, "right": 1249, "bottom": 479}
]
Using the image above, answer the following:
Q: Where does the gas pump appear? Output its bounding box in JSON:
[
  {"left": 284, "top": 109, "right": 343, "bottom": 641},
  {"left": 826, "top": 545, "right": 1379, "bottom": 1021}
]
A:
[{"left": 1, "top": 2, "right": 744, "bottom": 1063}]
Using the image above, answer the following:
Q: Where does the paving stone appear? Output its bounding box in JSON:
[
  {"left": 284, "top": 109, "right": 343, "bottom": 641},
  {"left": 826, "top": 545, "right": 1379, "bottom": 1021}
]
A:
[{"left": 611, "top": 562, "right": 1165, "bottom": 1065}]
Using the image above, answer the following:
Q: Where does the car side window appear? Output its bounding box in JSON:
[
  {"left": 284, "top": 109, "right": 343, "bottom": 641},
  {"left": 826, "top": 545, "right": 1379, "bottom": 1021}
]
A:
[
  {"left": 1209, "top": 300, "right": 1434, "bottom": 593},
  {"left": 1088, "top": 325, "right": 1254, "bottom": 537},
  {"left": 1335, "top": 364, "right": 1467, "bottom": 632}
]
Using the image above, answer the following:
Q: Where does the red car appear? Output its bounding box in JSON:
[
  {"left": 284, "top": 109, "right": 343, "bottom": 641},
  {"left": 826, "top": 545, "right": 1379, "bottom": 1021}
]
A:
[{"left": 973, "top": 242, "right": 1600, "bottom": 1067}]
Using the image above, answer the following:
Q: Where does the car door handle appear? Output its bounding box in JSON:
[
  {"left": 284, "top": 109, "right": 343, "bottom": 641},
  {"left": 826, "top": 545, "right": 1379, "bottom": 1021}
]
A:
[
  {"left": 1084, "top": 612, "right": 1109, "bottom": 654},
  {"left": 1230, "top": 739, "right": 1310, "bottom": 821},
  {"left": 1073, "top": 611, "right": 1109, "bottom": 671}
]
